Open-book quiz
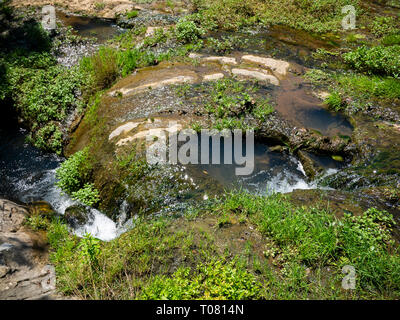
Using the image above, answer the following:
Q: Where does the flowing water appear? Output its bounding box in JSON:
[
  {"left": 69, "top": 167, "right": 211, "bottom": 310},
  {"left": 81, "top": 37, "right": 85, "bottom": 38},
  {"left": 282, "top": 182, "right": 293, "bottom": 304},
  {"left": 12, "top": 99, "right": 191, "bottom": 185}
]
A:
[
  {"left": 0, "top": 126, "right": 124, "bottom": 241},
  {"left": 183, "top": 138, "right": 342, "bottom": 195},
  {"left": 0, "top": 15, "right": 351, "bottom": 241}
]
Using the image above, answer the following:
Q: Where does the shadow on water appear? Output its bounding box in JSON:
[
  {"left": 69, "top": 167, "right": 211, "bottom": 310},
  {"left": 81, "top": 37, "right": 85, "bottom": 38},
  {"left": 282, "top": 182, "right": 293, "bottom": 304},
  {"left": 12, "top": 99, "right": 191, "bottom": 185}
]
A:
[
  {"left": 182, "top": 136, "right": 344, "bottom": 194},
  {"left": 56, "top": 11, "right": 124, "bottom": 43}
]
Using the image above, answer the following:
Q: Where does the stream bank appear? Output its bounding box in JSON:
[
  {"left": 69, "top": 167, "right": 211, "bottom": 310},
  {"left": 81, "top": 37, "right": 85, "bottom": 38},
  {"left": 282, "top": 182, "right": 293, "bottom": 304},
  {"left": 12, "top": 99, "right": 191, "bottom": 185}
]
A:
[{"left": 2, "top": 0, "right": 400, "bottom": 300}]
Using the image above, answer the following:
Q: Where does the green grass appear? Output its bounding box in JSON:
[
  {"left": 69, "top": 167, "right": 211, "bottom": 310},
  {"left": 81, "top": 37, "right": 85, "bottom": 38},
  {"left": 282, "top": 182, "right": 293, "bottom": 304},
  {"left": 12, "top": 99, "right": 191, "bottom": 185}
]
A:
[
  {"left": 370, "top": 16, "right": 399, "bottom": 38},
  {"left": 305, "top": 69, "right": 400, "bottom": 113},
  {"left": 212, "top": 191, "right": 400, "bottom": 297},
  {"left": 37, "top": 190, "right": 400, "bottom": 300},
  {"left": 126, "top": 10, "right": 139, "bottom": 19},
  {"left": 195, "top": 78, "right": 274, "bottom": 130},
  {"left": 187, "top": 0, "right": 360, "bottom": 33},
  {"left": 324, "top": 91, "right": 344, "bottom": 111},
  {"left": 381, "top": 34, "right": 400, "bottom": 46},
  {"left": 334, "top": 74, "right": 400, "bottom": 100}
]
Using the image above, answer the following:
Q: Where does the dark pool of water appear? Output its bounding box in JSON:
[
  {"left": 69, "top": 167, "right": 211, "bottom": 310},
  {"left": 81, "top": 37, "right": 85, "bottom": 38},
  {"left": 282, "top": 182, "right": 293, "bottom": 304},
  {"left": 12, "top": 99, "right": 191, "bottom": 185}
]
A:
[
  {"left": 57, "top": 11, "right": 124, "bottom": 42},
  {"left": 182, "top": 137, "right": 343, "bottom": 194}
]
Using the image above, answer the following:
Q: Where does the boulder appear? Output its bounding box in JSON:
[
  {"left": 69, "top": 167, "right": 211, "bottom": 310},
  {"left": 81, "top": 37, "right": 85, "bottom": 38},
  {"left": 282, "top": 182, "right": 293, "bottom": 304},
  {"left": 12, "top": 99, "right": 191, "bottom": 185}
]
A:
[
  {"left": 241, "top": 55, "right": 290, "bottom": 77},
  {"left": 0, "top": 199, "right": 28, "bottom": 233},
  {"left": 64, "top": 205, "right": 93, "bottom": 228}
]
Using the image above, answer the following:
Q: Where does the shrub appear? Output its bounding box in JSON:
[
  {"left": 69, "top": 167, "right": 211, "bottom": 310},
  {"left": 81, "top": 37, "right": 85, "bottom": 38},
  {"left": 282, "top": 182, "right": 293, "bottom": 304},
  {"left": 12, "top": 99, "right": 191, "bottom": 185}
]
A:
[
  {"left": 56, "top": 148, "right": 92, "bottom": 195},
  {"left": 340, "top": 208, "right": 400, "bottom": 291},
  {"left": 80, "top": 47, "right": 119, "bottom": 91},
  {"left": 175, "top": 18, "right": 204, "bottom": 44},
  {"left": 11, "top": 65, "right": 84, "bottom": 123},
  {"left": 30, "top": 123, "right": 64, "bottom": 155},
  {"left": 56, "top": 149, "right": 101, "bottom": 207},
  {"left": 7, "top": 61, "right": 85, "bottom": 153},
  {"left": 71, "top": 183, "right": 100, "bottom": 207},
  {"left": 343, "top": 45, "right": 400, "bottom": 78},
  {"left": 78, "top": 233, "right": 101, "bottom": 267}
]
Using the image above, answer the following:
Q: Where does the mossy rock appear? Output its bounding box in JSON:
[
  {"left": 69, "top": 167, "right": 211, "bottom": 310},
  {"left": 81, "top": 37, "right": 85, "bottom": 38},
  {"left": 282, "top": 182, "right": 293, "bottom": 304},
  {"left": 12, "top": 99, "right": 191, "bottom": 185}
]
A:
[{"left": 64, "top": 205, "right": 92, "bottom": 228}]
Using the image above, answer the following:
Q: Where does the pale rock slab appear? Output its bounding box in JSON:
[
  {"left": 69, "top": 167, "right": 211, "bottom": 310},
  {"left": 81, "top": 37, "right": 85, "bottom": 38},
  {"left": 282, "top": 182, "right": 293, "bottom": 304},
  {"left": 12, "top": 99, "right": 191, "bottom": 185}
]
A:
[
  {"left": 231, "top": 68, "right": 280, "bottom": 85},
  {"left": 241, "top": 55, "right": 290, "bottom": 76}
]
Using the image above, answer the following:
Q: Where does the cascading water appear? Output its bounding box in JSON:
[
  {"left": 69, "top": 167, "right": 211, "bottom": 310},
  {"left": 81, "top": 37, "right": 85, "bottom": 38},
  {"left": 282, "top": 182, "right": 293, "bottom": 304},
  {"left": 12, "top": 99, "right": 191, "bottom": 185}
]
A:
[
  {"left": 0, "top": 127, "right": 125, "bottom": 241},
  {"left": 1, "top": 126, "right": 342, "bottom": 241}
]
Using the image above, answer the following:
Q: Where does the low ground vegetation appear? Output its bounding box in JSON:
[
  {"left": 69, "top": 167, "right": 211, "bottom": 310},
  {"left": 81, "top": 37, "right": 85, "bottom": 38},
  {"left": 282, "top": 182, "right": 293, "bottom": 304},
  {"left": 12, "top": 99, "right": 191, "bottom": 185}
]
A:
[{"left": 28, "top": 191, "right": 400, "bottom": 299}]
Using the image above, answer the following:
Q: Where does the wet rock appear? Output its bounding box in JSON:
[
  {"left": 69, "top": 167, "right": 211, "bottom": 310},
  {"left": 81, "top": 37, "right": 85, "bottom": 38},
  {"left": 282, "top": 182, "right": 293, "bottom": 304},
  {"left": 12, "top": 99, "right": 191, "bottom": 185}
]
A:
[
  {"left": 231, "top": 68, "right": 279, "bottom": 85},
  {"left": 64, "top": 205, "right": 93, "bottom": 228},
  {"left": 269, "top": 145, "right": 287, "bottom": 153},
  {"left": 55, "top": 40, "right": 99, "bottom": 68},
  {"left": 116, "top": 8, "right": 179, "bottom": 29},
  {"left": 297, "top": 150, "right": 324, "bottom": 180},
  {"left": 241, "top": 55, "right": 290, "bottom": 77},
  {"left": 203, "top": 56, "right": 238, "bottom": 65}
]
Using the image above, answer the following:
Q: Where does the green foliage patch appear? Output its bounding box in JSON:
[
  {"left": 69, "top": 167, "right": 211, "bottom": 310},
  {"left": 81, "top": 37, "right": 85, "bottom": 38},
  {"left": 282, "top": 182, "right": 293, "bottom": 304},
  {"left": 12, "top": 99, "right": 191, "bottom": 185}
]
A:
[{"left": 343, "top": 45, "right": 400, "bottom": 78}]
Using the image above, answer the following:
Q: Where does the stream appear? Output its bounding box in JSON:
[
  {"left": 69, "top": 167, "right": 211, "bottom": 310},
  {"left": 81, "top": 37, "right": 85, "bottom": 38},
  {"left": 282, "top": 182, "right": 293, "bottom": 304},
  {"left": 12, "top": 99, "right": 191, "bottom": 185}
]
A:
[{"left": 0, "top": 13, "right": 352, "bottom": 241}]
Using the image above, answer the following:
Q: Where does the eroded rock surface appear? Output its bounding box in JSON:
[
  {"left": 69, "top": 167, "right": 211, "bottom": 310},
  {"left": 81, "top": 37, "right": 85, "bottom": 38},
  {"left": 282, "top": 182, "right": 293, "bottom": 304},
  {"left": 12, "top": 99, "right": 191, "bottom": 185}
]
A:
[{"left": 0, "top": 199, "right": 60, "bottom": 300}]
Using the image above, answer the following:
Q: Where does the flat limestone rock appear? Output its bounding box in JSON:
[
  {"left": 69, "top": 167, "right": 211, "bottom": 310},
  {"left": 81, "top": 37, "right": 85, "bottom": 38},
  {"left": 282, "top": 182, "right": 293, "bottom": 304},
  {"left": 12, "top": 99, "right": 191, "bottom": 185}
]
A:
[
  {"left": 231, "top": 68, "right": 280, "bottom": 85},
  {"left": 109, "top": 122, "right": 140, "bottom": 140},
  {"left": 114, "top": 118, "right": 185, "bottom": 147},
  {"left": 241, "top": 55, "right": 290, "bottom": 77},
  {"left": 110, "top": 75, "right": 196, "bottom": 97},
  {"left": 203, "top": 56, "right": 238, "bottom": 65},
  {"left": 203, "top": 73, "right": 225, "bottom": 81}
]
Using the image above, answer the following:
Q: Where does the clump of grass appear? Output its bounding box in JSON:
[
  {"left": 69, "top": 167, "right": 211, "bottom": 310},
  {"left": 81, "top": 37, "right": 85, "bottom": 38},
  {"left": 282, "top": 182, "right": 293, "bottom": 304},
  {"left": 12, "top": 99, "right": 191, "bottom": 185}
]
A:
[
  {"left": 126, "top": 10, "right": 139, "bottom": 19},
  {"left": 324, "top": 91, "right": 344, "bottom": 111},
  {"left": 80, "top": 47, "right": 119, "bottom": 91}
]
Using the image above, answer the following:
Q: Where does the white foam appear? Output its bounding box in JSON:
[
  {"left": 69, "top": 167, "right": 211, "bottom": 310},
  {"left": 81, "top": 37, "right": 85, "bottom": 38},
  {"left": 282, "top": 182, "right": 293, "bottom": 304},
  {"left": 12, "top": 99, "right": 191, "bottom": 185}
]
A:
[
  {"left": 74, "top": 209, "right": 118, "bottom": 242},
  {"left": 17, "top": 168, "right": 125, "bottom": 242}
]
